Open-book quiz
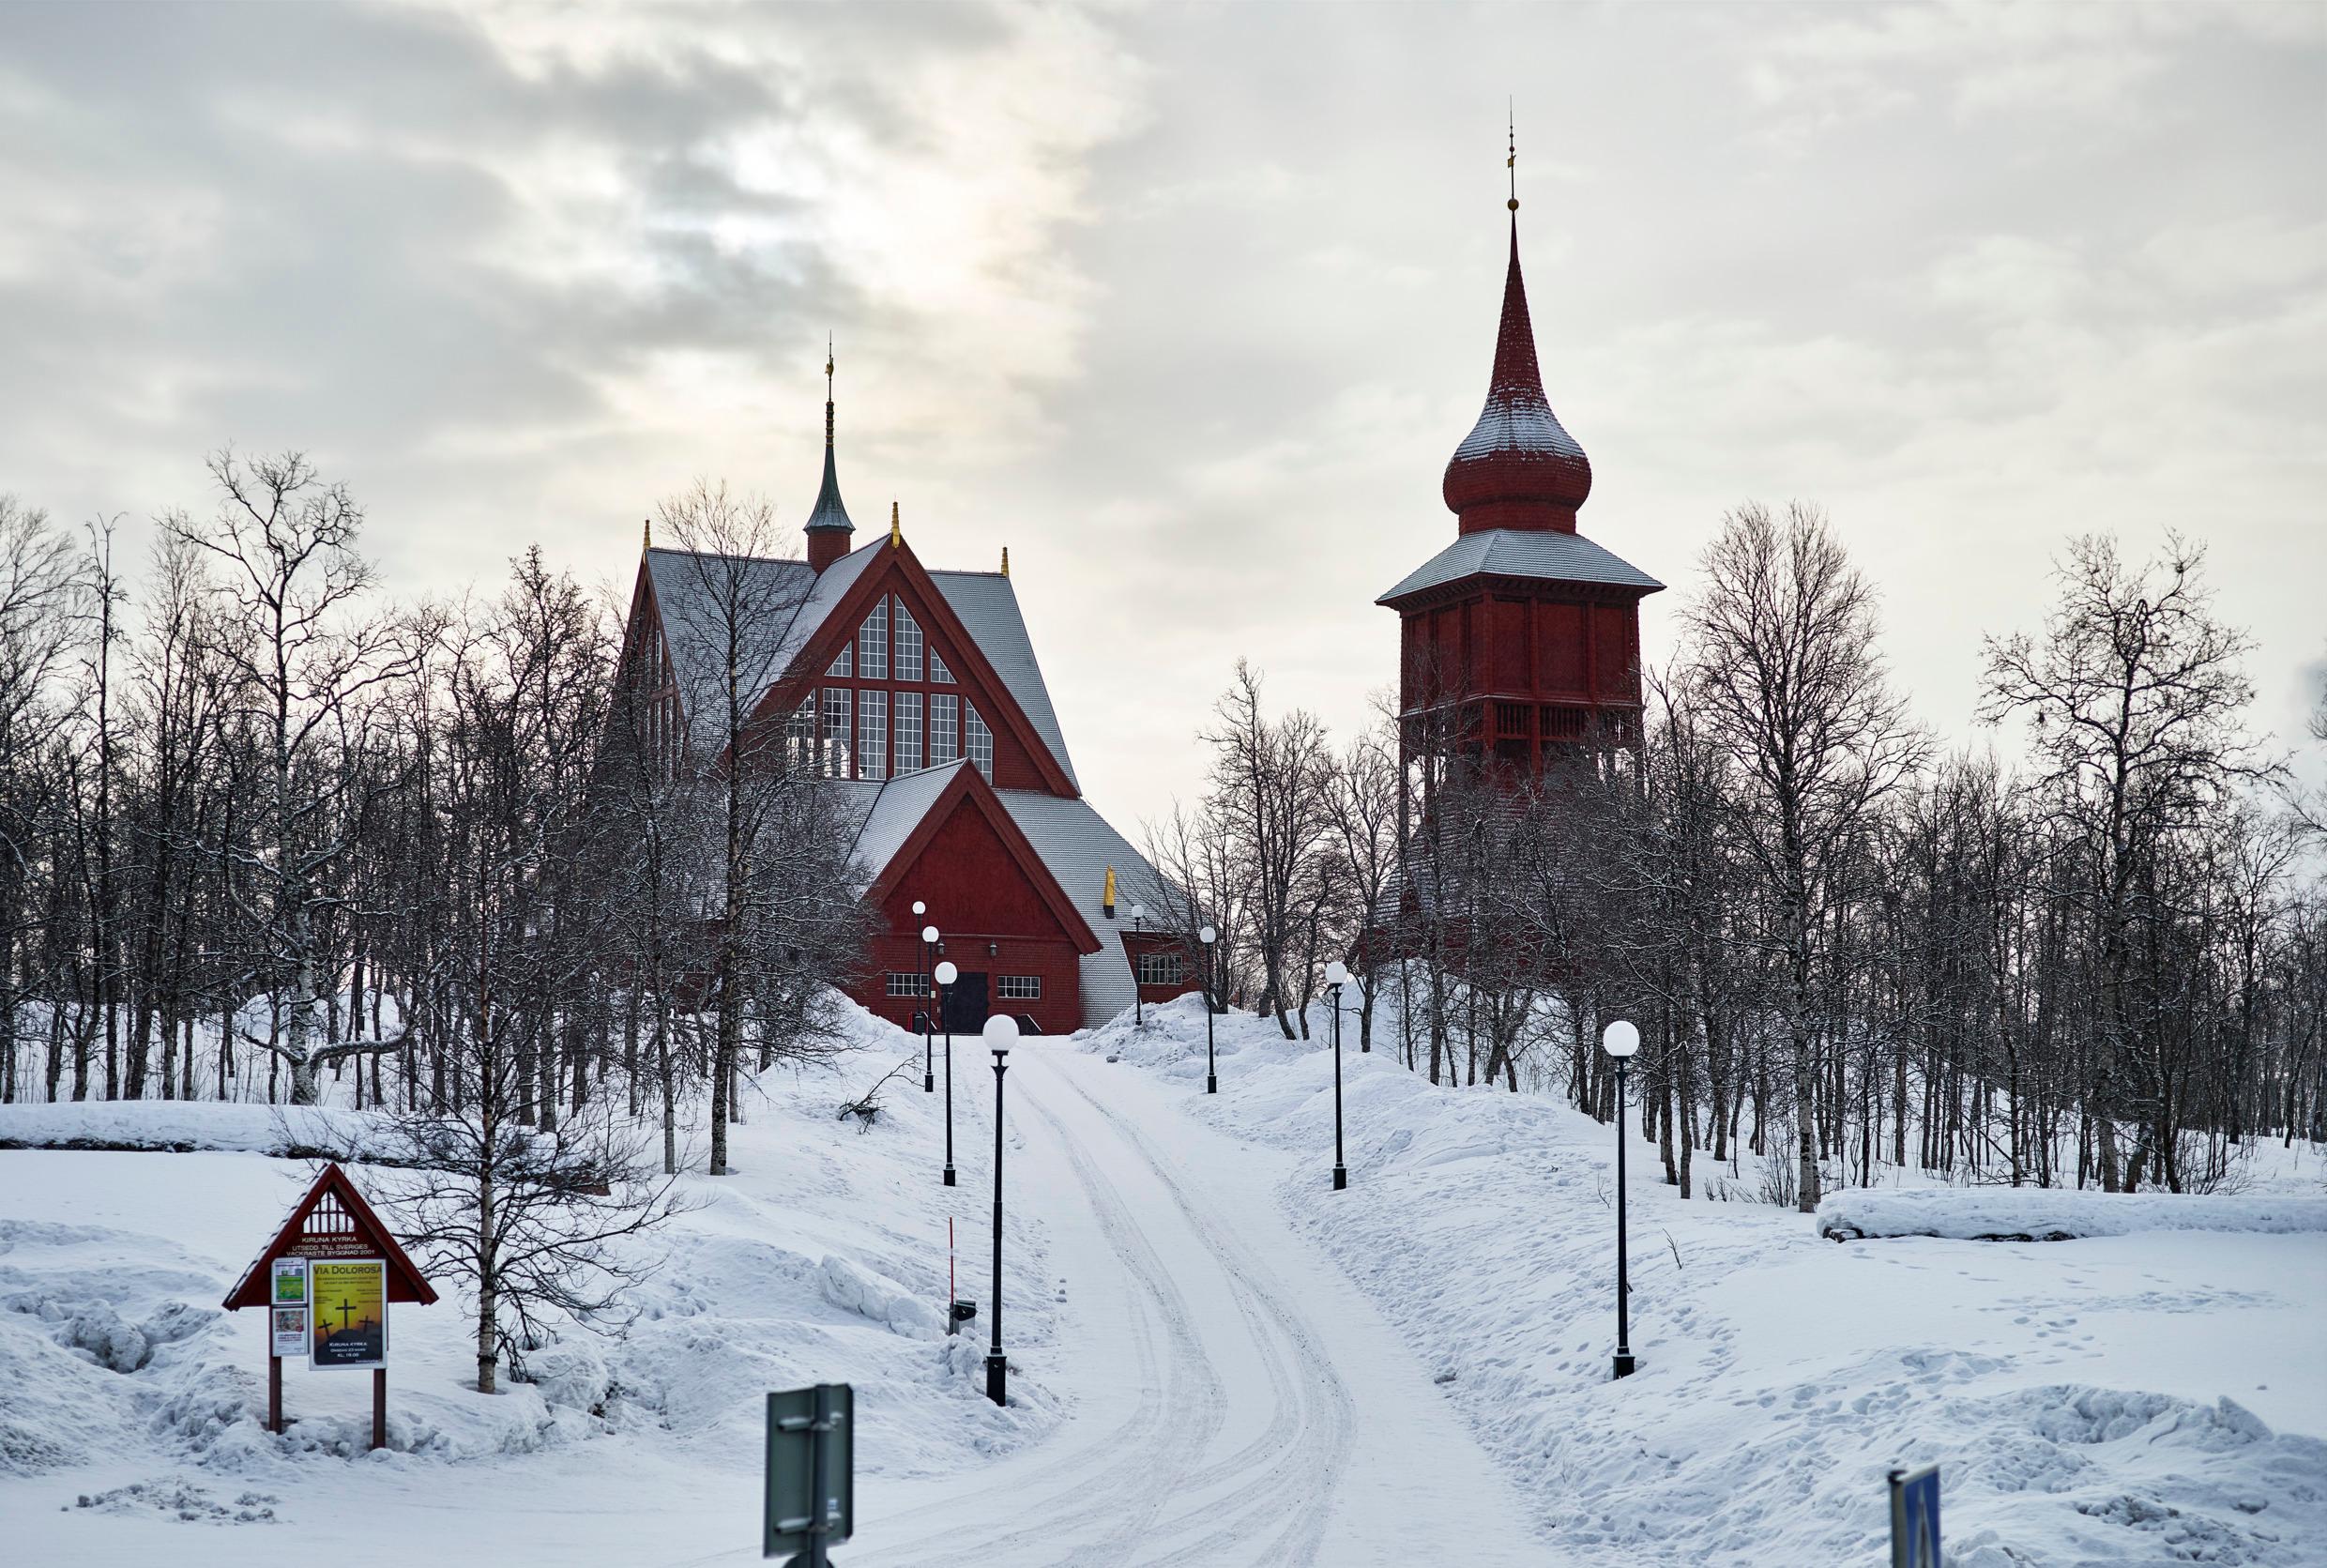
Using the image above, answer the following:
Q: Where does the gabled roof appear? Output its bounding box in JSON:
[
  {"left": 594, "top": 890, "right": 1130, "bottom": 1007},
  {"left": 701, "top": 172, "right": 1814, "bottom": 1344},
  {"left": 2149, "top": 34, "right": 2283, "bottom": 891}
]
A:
[
  {"left": 638, "top": 540, "right": 1079, "bottom": 788},
  {"left": 1377, "top": 526, "right": 1664, "bottom": 605},
  {"left": 830, "top": 760, "right": 1101, "bottom": 953},
  {"left": 928, "top": 570, "right": 1077, "bottom": 791},
  {"left": 822, "top": 763, "right": 1166, "bottom": 1027},
  {"left": 833, "top": 762, "right": 973, "bottom": 893},
  {"left": 222, "top": 1162, "right": 438, "bottom": 1311}
]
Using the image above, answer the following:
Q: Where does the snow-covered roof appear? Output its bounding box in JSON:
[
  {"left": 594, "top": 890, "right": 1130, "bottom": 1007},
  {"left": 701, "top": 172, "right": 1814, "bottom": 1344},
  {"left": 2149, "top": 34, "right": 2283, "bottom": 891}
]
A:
[
  {"left": 928, "top": 571, "right": 1078, "bottom": 791},
  {"left": 829, "top": 762, "right": 973, "bottom": 895},
  {"left": 1376, "top": 527, "right": 1664, "bottom": 604},
  {"left": 995, "top": 788, "right": 1158, "bottom": 1028},
  {"left": 643, "top": 542, "right": 882, "bottom": 748}
]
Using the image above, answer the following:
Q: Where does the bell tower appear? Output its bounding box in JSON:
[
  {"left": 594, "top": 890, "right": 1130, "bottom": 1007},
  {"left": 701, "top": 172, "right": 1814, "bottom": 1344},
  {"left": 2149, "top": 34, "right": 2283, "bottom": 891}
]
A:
[{"left": 1377, "top": 131, "right": 1662, "bottom": 775}]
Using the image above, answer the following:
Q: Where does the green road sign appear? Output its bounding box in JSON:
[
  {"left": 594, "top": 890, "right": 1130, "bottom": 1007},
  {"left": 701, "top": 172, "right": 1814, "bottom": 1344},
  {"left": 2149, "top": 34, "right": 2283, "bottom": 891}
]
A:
[{"left": 765, "top": 1383, "right": 854, "bottom": 1564}]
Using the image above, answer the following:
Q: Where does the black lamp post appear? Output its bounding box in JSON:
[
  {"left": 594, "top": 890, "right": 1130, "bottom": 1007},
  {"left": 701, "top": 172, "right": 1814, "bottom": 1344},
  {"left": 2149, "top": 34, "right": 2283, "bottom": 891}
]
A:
[
  {"left": 1604, "top": 1018, "right": 1639, "bottom": 1379},
  {"left": 935, "top": 960, "right": 959, "bottom": 1186},
  {"left": 1200, "top": 923, "right": 1218, "bottom": 1094},
  {"left": 920, "top": 921, "right": 940, "bottom": 1092},
  {"left": 1129, "top": 904, "right": 1147, "bottom": 1027},
  {"left": 1326, "top": 960, "right": 1349, "bottom": 1191},
  {"left": 983, "top": 1012, "right": 1017, "bottom": 1407}
]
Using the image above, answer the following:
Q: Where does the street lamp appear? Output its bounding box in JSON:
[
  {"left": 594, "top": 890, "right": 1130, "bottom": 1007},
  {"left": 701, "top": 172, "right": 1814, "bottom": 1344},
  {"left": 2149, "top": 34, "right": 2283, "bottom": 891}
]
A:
[
  {"left": 983, "top": 1012, "right": 1018, "bottom": 1407},
  {"left": 1200, "top": 924, "right": 1219, "bottom": 1094},
  {"left": 1129, "top": 904, "right": 1147, "bottom": 1027},
  {"left": 935, "top": 960, "right": 959, "bottom": 1187},
  {"left": 1603, "top": 1018, "right": 1640, "bottom": 1379},
  {"left": 1325, "top": 960, "right": 1349, "bottom": 1191},
  {"left": 920, "top": 923, "right": 940, "bottom": 1092}
]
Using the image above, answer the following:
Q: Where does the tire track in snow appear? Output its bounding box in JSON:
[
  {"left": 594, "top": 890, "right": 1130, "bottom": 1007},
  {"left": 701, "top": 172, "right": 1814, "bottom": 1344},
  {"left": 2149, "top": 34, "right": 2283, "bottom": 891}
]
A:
[
  {"left": 855, "top": 1073, "right": 1227, "bottom": 1566},
  {"left": 1040, "top": 1060, "right": 1355, "bottom": 1568}
]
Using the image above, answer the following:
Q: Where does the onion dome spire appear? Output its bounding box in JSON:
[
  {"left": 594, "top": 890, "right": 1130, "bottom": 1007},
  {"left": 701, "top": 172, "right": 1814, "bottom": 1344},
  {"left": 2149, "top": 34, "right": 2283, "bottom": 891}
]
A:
[
  {"left": 806, "top": 338, "right": 855, "bottom": 571},
  {"left": 1441, "top": 125, "right": 1592, "bottom": 535}
]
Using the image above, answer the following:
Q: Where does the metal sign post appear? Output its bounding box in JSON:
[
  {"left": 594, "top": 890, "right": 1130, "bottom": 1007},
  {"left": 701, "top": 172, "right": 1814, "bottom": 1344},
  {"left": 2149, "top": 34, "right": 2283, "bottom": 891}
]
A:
[
  {"left": 765, "top": 1383, "right": 854, "bottom": 1564},
  {"left": 1889, "top": 1464, "right": 1940, "bottom": 1568}
]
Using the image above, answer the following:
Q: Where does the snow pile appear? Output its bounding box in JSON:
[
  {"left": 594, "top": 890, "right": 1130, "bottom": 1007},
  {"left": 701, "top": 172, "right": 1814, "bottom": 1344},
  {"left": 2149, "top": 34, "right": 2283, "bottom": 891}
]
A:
[
  {"left": 1818, "top": 1186, "right": 2327, "bottom": 1242},
  {"left": 0, "top": 1001, "right": 1062, "bottom": 1562},
  {"left": 1084, "top": 994, "right": 2327, "bottom": 1567},
  {"left": 0, "top": 1100, "right": 393, "bottom": 1159}
]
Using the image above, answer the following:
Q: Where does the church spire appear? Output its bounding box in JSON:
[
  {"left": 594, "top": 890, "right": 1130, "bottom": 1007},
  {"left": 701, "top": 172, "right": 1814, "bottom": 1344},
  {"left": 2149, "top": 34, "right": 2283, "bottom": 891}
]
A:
[
  {"left": 806, "top": 336, "right": 856, "bottom": 571},
  {"left": 1439, "top": 124, "right": 1592, "bottom": 536}
]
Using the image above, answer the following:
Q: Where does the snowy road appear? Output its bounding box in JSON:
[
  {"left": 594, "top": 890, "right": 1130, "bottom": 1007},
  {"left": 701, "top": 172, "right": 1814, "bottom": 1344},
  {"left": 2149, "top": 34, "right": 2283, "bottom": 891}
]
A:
[{"left": 846, "top": 1038, "right": 1549, "bottom": 1567}]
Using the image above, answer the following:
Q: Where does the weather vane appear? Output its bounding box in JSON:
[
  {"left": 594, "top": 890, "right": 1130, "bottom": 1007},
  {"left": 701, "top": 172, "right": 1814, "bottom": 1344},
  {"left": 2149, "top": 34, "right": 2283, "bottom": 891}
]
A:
[{"left": 1508, "top": 100, "right": 1518, "bottom": 212}]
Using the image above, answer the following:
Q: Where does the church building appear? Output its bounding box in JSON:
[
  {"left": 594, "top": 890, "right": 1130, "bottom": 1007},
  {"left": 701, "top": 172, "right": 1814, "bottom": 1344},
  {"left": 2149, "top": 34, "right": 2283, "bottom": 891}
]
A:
[{"left": 613, "top": 364, "right": 1188, "bottom": 1035}]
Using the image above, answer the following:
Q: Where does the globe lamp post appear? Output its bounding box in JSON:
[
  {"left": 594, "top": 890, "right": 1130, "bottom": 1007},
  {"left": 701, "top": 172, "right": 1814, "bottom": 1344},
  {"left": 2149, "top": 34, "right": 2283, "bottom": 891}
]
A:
[
  {"left": 920, "top": 923, "right": 940, "bottom": 1092},
  {"left": 1603, "top": 1018, "right": 1640, "bottom": 1379},
  {"left": 1129, "top": 904, "right": 1147, "bottom": 1027},
  {"left": 983, "top": 1013, "right": 1018, "bottom": 1407},
  {"left": 935, "top": 960, "right": 959, "bottom": 1186},
  {"left": 1325, "top": 960, "right": 1350, "bottom": 1191},
  {"left": 1200, "top": 923, "right": 1219, "bottom": 1094}
]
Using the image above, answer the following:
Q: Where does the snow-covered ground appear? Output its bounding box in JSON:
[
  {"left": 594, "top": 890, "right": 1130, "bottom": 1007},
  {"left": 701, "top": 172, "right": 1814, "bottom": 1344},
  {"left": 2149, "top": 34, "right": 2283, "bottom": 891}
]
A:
[
  {"left": 1, "top": 1007, "right": 1061, "bottom": 1564},
  {"left": 1087, "top": 996, "right": 2327, "bottom": 1567},
  {"left": 4, "top": 994, "right": 2323, "bottom": 1565}
]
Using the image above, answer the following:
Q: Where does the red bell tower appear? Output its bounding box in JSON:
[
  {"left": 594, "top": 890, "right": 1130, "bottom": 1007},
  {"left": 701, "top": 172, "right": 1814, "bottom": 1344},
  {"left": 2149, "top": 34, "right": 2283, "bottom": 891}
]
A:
[{"left": 1378, "top": 138, "right": 1662, "bottom": 774}]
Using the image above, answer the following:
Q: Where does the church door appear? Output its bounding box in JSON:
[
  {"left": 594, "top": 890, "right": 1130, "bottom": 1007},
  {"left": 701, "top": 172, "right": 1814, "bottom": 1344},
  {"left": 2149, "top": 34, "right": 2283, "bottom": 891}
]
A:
[{"left": 944, "top": 974, "right": 989, "bottom": 1035}]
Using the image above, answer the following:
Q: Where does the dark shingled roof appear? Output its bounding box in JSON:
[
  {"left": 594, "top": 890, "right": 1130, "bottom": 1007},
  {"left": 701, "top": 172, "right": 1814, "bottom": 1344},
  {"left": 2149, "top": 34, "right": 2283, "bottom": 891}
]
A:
[
  {"left": 1376, "top": 527, "right": 1663, "bottom": 604},
  {"left": 1441, "top": 219, "right": 1594, "bottom": 533}
]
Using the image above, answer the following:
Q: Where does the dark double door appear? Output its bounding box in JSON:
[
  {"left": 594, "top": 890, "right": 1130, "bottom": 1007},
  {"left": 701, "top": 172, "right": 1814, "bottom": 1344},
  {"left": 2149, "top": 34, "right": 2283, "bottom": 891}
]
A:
[{"left": 940, "top": 972, "right": 989, "bottom": 1034}]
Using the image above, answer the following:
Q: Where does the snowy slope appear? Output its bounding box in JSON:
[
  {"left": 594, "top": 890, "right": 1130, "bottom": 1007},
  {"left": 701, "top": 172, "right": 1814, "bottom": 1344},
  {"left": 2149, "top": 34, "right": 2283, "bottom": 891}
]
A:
[{"left": 1082, "top": 995, "right": 2327, "bottom": 1567}]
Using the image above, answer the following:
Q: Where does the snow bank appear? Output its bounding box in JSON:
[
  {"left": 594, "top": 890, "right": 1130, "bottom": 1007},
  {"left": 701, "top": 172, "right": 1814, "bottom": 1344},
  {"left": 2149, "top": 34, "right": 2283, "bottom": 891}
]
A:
[
  {"left": 0, "top": 1100, "right": 392, "bottom": 1159},
  {"left": 1817, "top": 1186, "right": 2327, "bottom": 1242}
]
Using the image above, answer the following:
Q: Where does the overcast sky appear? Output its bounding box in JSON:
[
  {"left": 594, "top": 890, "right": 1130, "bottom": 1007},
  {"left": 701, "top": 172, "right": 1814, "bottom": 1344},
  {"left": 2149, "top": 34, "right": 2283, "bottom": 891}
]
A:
[{"left": 4, "top": 1, "right": 2322, "bottom": 829}]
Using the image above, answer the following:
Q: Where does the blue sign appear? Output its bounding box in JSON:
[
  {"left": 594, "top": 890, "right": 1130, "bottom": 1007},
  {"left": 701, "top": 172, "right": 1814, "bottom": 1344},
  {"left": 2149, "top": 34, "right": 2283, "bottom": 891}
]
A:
[{"left": 1889, "top": 1464, "right": 1940, "bottom": 1568}]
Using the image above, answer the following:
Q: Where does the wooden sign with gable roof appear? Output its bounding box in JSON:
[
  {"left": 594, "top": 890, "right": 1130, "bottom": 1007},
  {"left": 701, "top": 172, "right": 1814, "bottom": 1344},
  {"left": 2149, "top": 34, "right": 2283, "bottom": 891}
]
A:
[{"left": 222, "top": 1162, "right": 436, "bottom": 1448}]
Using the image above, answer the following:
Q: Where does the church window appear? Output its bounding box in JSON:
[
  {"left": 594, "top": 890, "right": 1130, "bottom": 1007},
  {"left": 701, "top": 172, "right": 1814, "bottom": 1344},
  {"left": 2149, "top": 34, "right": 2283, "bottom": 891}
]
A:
[
  {"left": 858, "top": 600, "right": 889, "bottom": 680},
  {"left": 894, "top": 692, "right": 923, "bottom": 773},
  {"left": 894, "top": 599, "right": 923, "bottom": 681},
  {"left": 998, "top": 975, "right": 1042, "bottom": 1000},
  {"left": 829, "top": 646, "right": 851, "bottom": 678},
  {"left": 885, "top": 973, "right": 928, "bottom": 998},
  {"left": 930, "top": 649, "right": 955, "bottom": 684},
  {"left": 1137, "top": 952, "right": 1185, "bottom": 986},
  {"left": 966, "top": 702, "right": 994, "bottom": 780},
  {"left": 858, "top": 689, "right": 888, "bottom": 780},
  {"left": 785, "top": 693, "right": 816, "bottom": 773},
  {"left": 930, "top": 693, "right": 960, "bottom": 766},
  {"left": 822, "top": 688, "right": 852, "bottom": 777}
]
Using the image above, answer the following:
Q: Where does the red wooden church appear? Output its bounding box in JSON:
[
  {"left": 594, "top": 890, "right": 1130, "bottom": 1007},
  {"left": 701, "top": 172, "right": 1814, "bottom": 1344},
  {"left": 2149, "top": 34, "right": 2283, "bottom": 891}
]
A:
[
  {"left": 1378, "top": 167, "right": 1663, "bottom": 768},
  {"left": 613, "top": 368, "right": 1189, "bottom": 1035}
]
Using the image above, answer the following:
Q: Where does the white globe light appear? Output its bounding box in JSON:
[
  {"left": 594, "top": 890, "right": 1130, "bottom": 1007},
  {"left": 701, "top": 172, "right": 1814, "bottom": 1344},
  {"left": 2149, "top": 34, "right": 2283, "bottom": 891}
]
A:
[
  {"left": 921, "top": 924, "right": 939, "bottom": 945},
  {"left": 983, "top": 1013, "right": 1020, "bottom": 1053},
  {"left": 1602, "top": 1019, "right": 1640, "bottom": 1059},
  {"left": 1199, "top": 924, "right": 1217, "bottom": 945},
  {"left": 934, "top": 961, "right": 958, "bottom": 985},
  {"left": 1129, "top": 904, "right": 1145, "bottom": 921},
  {"left": 1325, "top": 960, "right": 1350, "bottom": 986},
  {"left": 912, "top": 900, "right": 926, "bottom": 916}
]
